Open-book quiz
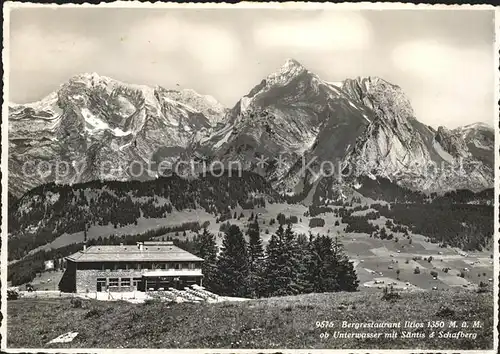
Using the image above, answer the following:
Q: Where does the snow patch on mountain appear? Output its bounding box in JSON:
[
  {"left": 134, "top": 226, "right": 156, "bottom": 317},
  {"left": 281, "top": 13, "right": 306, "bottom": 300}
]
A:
[
  {"left": 240, "top": 96, "right": 252, "bottom": 112},
  {"left": 432, "top": 139, "right": 455, "bottom": 164},
  {"left": 81, "top": 108, "right": 132, "bottom": 136},
  {"left": 472, "top": 140, "right": 493, "bottom": 150},
  {"left": 326, "top": 81, "right": 344, "bottom": 88},
  {"left": 8, "top": 61, "right": 493, "bottom": 197},
  {"left": 266, "top": 58, "right": 307, "bottom": 87}
]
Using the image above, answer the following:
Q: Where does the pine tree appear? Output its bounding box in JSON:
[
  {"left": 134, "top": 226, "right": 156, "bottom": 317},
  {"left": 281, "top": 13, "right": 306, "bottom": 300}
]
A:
[
  {"left": 301, "top": 235, "right": 359, "bottom": 293},
  {"left": 213, "top": 225, "right": 250, "bottom": 297},
  {"left": 262, "top": 224, "right": 302, "bottom": 297},
  {"left": 247, "top": 220, "right": 264, "bottom": 271},
  {"left": 307, "top": 235, "right": 335, "bottom": 292},
  {"left": 247, "top": 219, "right": 264, "bottom": 297},
  {"left": 197, "top": 228, "right": 218, "bottom": 291},
  {"left": 330, "top": 237, "right": 359, "bottom": 292},
  {"left": 261, "top": 229, "right": 282, "bottom": 297}
]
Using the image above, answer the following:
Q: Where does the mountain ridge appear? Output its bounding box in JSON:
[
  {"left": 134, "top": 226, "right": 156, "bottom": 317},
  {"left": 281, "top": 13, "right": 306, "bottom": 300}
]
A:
[{"left": 8, "top": 59, "right": 494, "bottom": 198}]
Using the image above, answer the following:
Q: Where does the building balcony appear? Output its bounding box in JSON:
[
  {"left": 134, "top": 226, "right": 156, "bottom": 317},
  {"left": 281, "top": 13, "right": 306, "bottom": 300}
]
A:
[{"left": 142, "top": 269, "right": 203, "bottom": 277}]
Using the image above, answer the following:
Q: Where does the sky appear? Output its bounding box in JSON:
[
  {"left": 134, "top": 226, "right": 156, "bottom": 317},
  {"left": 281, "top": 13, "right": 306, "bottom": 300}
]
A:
[{"left": 8, "top": 6, "right": 496, "bottom": 129}]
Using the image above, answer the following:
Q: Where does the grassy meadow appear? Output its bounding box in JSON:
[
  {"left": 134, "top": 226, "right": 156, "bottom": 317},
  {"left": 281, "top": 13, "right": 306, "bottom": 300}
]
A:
[{"left": 7, "top": 289, "right": 493, "bottom": 350}]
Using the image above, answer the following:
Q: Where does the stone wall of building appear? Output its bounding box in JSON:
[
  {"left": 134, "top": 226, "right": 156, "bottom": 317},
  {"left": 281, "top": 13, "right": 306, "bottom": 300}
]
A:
[{"left": 75, "top": 269, "right": 144, "bottom": 293}]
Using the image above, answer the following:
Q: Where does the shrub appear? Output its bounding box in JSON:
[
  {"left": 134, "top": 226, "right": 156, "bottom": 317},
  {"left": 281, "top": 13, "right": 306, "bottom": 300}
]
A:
[
  {"left": 458, "top": 271, "right": 465, "bottom": 278},
  {"left": 430, "top": 270, "right": 438, "bottom": 277},
  {"left": 84, "top": 308, "right": 102, "bottom": 319},
  {"left": 414, "top": 267, "right": 421, "bottom": 274},
  {"left": 381, "top": 285, "right": 401, "bottom": 302},
  {"left": 477, "top": 281, "right": 490, "bottom": 293},
  {"left": 435, "top": 306, "right": 455, "bottom": 318},
  {"left": 70, "top": 298, "right": 83, "bottom": 308},
  {"left": 143, "top": 298, "right": 160, "bottom": 305}
]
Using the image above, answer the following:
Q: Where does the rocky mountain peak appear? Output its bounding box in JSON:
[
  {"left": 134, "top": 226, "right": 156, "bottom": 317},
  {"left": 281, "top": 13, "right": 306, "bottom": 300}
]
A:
[
  {"left": 265, "top": 58, "right": 308, "bottom": 87},
  {"left": 8, "top": 65, "right": 494, "bottom": 198},
  {"left": 342, "top": 75, "right": 415, "bottom": 128},
  {"left": 435, "top": 126, "right": 469, "bottom": 158}
]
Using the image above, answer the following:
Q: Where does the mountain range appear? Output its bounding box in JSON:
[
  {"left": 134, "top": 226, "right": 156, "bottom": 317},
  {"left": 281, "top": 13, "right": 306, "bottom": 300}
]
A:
[{"left": 8, "top": 58, "right": 494, "bottom": 199}]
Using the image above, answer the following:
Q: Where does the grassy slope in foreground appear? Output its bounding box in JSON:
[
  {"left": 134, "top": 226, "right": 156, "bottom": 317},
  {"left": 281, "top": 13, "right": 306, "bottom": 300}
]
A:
[{"left": 8, "top": 289, "right": 493, "bottom": 349}]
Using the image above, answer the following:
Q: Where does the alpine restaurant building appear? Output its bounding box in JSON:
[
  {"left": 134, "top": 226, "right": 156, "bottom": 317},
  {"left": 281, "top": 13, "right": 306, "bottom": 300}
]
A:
[{"left": 59, "top": 241, "right": 204, "bottom": 292}]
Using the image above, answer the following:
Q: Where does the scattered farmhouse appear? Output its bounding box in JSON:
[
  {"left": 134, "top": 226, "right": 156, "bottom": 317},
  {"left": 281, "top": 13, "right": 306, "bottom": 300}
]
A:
[{"left": 59, "top": 241, "right": 204, "bottom": 293}]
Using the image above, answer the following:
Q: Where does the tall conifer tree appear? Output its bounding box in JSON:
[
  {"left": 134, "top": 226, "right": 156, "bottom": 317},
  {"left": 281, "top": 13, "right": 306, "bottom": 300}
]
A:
[
  {"left": 214, "top": 225, "right": 250, "bottom": 297},
  {"left": 197, "top": 228, "right": 218, "bottom": 291}
]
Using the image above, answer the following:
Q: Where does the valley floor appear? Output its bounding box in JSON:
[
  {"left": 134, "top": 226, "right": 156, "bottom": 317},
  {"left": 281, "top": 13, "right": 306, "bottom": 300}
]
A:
[{"left": 7, "top": 289, "right": 493, "bottom": 350}]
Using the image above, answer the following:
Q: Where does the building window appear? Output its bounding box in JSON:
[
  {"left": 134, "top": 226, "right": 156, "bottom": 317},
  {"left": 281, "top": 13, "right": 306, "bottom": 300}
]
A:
[
  {"left": 137, "top": 263, "right": 141, "bottom": 270},
  {"left": 108, "top": 278, "right": 119, "bottom": 287},
  {"left": 175, "top": 263, "right": 181, "bottom": 270},
  {"left": 120, "top": 278, "right": 131, "bottom": 287},
  {"left": 96, "top": 278, "right": 106, "bottom": 292},
  {"left": 189, "top": 263, "right": 195, "bottom": 270},
  {"left": 132, "top": 278, "right": 141, "bottom": 287}
]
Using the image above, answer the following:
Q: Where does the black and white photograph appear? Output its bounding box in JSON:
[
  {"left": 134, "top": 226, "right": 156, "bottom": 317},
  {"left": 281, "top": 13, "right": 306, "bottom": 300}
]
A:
[{"left": 1, "top": 2, "right": 498, "bottom": 352}]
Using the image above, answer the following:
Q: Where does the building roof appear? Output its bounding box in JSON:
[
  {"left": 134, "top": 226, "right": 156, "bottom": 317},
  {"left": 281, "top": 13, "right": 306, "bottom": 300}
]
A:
[{"left": 66, "top": 242, "right": 203, "bottom": 263}]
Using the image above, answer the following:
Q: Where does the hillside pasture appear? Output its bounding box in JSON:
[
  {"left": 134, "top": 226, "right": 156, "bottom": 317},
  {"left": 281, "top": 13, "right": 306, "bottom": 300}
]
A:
[{"left": 7, "top": 290, "right": 493, "bottom": 349}]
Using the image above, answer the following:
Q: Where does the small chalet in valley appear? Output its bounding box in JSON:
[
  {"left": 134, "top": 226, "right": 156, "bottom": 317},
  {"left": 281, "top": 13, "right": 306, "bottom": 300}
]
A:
[{"left": 59, "top": 241, "right": 204, "bottom": 293}]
